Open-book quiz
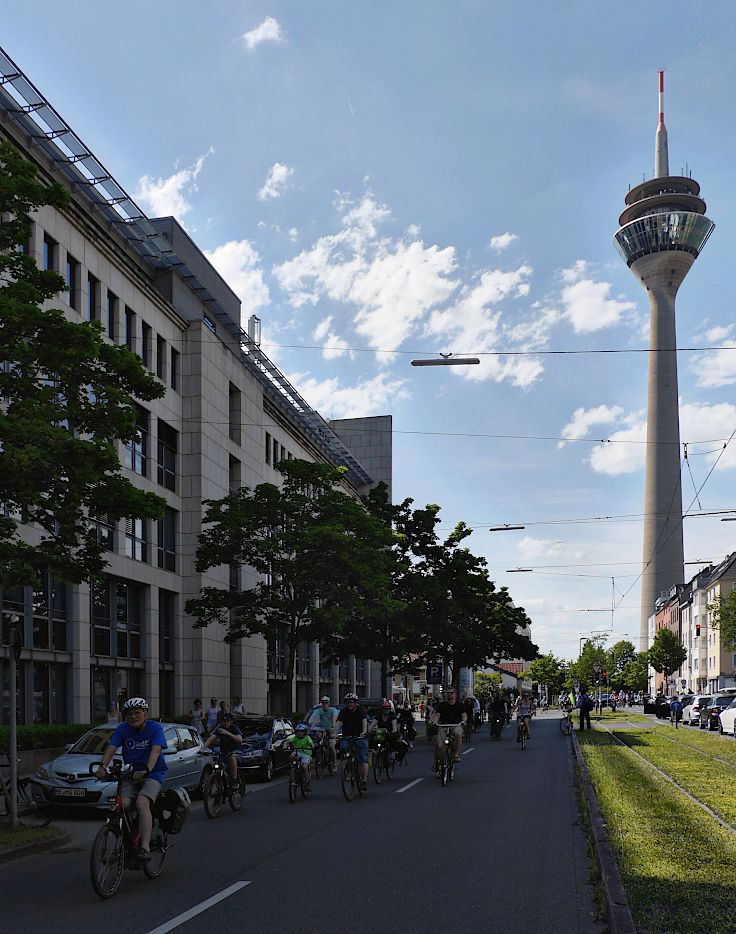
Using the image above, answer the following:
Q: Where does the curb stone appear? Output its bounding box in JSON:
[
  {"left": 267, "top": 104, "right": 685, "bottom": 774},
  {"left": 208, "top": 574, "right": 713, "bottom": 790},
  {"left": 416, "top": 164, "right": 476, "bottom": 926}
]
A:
[
  {"left": 572, "top": 730, "right": 637, "bottom": 934},
  {"left": 0, "top": 829, "right": 71, "bottom": 864}
]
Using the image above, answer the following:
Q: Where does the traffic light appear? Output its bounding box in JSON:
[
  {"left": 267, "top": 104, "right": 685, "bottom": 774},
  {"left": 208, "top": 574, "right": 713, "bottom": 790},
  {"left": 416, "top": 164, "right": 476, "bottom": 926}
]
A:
[
  {"left": 602, "top": 671, "right": 607, "bottom": 681},
  {"left": 696, "top": 624, "right": 701, "bottom": 637}
]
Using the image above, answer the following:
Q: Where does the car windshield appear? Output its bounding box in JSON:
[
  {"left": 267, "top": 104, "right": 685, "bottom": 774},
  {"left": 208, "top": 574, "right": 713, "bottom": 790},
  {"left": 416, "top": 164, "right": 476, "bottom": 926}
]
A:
[
  {"left": 714, "top": 696, "right": 733, "bottom": 707},
  {"left": 69, "top": 727, "right": 116, "bottom": 754},
  {"left": 238, "top": 719, "right": 272, "bottom": 739}
]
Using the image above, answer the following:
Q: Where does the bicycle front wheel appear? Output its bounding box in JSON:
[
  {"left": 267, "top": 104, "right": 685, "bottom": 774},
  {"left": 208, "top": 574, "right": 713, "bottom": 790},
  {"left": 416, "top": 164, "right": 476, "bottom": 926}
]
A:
[
  {"left": 229, "top": 774, "right": 244, "bottom": 811},
  {"left": 341, "top": 759, "right": 355, "bottom": 801},
  {"left": 143, "top": 828, "right": 168, "bottom": 879},
  {"left": 373, "top": 750, "right": 384, "bottom": 784},
  {"left": 17, "top": 779, "right": 54, "bottom": 827},
  {"left": 385, "top": 751, "right": 395, "bottom": 781},
  {"left": 90, "top": 825, "right": 125, "bottom": 899},
  {"left": 521, "top": 727, "right": 527, "bottom": 750},
  {"left": 203, "top": 773, "right": 224, "bottom": 818},
  {"left": 559, "top": 716, "right": 572, "bottom": 736}
]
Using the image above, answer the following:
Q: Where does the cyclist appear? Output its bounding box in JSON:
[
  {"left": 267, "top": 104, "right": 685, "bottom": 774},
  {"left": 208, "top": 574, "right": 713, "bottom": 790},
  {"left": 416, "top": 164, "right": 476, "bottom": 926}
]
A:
[
  {"left": 95, "top": 697, "right": 166, "bottom": 861},
  {"left": 285, "top": 723, "right": 313, "bottom": 792},
  {"left": 306, "top": 695, "right": 339, "bottom": 774},
  {"left": 489, "top": 689, "right": 506, "bottom": 738},
  {"left": 397, "top": 701, "right": 416, "bottom": 746},
  {"left": 513, "top": 691, "right": 534, "bottom": 742},
  {"left": 336, "top": 692, "right": 369, "bottom": 792},
  {"left": 370, "top": 700, "right": 399, "bottom": 758},
  {"left": 430, "top": 686, "right": 466, "bottom": 769},
  {"left": 198, "top": 709, "right": 243, "bottom": 788}
]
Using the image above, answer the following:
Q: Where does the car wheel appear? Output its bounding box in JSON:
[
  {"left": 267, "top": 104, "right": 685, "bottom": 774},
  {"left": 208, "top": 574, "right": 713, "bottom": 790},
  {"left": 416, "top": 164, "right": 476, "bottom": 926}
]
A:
[
  {"left": 198, "top": 766, "right": 213, "bottom": 799},
  {"left": 263, "top": 756, "right": 274, "bottom": 782}
]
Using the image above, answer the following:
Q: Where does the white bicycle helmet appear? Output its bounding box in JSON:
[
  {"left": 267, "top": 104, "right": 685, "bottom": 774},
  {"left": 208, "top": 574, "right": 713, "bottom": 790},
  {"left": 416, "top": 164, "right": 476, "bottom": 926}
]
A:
[{"left": 122, "top": 696, "right": 149, "bottom": 712}]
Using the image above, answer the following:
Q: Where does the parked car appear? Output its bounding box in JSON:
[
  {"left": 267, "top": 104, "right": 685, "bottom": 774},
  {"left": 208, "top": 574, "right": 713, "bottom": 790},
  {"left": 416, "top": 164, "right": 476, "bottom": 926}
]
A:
[
  {"left": 655, "top": 696, "right": 676, "bottom": 719},
  {"left": 232, "top": 715, "right": 294, "bottom": 781},
  {"left": 698, "top": 692, "right": 736, "bottom": 730},
  {"left": 682, "top": 695, "right": 712, "bottom": 726},
  {"left": 717, "top": 698, "right": 736, "bottom": 736},
  {"left": 29, "top": 722, "right": 211, "bottom": 810}
]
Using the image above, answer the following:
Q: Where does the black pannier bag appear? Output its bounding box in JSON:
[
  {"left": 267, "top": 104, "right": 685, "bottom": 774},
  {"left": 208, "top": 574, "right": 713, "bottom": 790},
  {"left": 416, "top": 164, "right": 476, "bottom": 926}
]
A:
[{"left": 155, "top": 787, "right": 191, "bottom": 834}]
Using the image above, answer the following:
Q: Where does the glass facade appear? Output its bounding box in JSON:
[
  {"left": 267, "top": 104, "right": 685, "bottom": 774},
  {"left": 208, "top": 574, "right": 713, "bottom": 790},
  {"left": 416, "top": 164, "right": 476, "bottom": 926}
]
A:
[{"left": 614, "top": 211, "right": 714, "bottom": 267}]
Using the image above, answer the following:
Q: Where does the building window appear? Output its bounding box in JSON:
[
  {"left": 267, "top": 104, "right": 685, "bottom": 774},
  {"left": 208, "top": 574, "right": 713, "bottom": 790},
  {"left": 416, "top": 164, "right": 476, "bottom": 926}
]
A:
[
  {"left": 157, "top": 508, "right": 176, "bottom": 572},
  {"left": 29, "top": 572, "right": 67, "bottom": 652},
  {"left": 265, "top": 431, "right": 271, "bottom": 465},
  {"left": 170, "top": 348, "right": 179, "bottom": 391},
  {"left": 87, "top": 273, "right": 99, "bottom": 322},
  {"left": 203, "top": 315, "right": 216, "bottom": 334},
  {"left": 157, "top": 420, "right": 177, "bottom": 491},
  {"left": 116, "top": 581, "right": 142, "bottom": 659},
  {"left": 124, "top": 518, "right": 148, "bottom": 562},
  {"left": 89, "top": 513, "right": 115, "bottom": 552},
  {"left": 272, "top": 437, "right": 279, "bottom": 467},
  {"left": 229, "top": 455, "right": 240, "bottom": 492},
  {"left": 124, "top": 406, "right": 148, "bottom": 476},
  {"left": 43, "top": 234, "right": 56, "bottom": 272},
  {"left": 156, "top": 336, "right": 166, "bottom": 380},
  {"left": 66, "top": 255, "right": 79, "bottom": 310},
  {"left": 141, "top": 322, "right": 152, "bottom": 368},
  {"left": 228, "top": 383, "right": 241, "bottom": 444},
  {"left": 124, "top": 307, "right": 136, "bottom": 352},
  {"left": 107, "top": 290, "right": 118, "bottom": 341},
  {"left": 159, "top": 590, "right": 176, "bottom": 664},
  {"left": 91, "top": 579, "right": 111, "bottom": 656}
]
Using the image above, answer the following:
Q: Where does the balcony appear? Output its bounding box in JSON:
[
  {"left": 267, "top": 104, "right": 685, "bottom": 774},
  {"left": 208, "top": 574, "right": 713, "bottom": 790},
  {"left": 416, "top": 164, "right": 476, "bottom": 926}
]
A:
[{"left": 614, "top": 211, "right": 714, "bottom": 267}]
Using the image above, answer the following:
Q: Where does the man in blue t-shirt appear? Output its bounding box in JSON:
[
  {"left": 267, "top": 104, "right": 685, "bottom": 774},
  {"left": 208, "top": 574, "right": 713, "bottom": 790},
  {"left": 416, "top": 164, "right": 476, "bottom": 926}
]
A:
[
  {"left": 306, "top": 696, "right": 339, "bottom": 774},
  {"left": 95, "top": 696, "right": 167, "bottom": 861}
]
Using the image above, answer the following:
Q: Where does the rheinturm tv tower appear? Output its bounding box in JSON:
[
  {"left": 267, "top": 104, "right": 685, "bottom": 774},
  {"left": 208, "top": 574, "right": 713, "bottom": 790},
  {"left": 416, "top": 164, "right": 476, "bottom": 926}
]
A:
[{"left": 614, "top": 72, "right": 714, "bottom": 648}]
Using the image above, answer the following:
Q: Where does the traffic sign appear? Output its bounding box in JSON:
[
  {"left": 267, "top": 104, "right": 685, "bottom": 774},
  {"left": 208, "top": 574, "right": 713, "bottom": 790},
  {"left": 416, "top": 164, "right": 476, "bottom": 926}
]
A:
[
  {"left": 592, "top": 664, "right": 602, "bottom": 673},
  {"left": 426, "top": 663, "right": 443, "bottom": 684}
]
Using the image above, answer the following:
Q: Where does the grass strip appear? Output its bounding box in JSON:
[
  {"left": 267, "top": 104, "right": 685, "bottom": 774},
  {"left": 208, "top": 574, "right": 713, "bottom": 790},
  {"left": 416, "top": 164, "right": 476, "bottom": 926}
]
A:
[
  {"left": 578, "top": 731, "right": 736, "bottom": 934},
  {"left": 609, "top": 728, "right": 736, "bottom": 827},
  {"left": 592, "top": 710, "right": 650, "bottom": 724},
  {"left": 651, "top": 723, "right": 736, "bottom": 767},
  {"left": 0, "top": 819, "right": 65, "bottom": 849}
]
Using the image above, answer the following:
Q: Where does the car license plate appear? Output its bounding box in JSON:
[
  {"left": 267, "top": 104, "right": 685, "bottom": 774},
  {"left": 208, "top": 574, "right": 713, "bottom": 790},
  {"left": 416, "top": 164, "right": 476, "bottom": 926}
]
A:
[{"left": 54, "top": 788, "right": 86, "bottom": 798}]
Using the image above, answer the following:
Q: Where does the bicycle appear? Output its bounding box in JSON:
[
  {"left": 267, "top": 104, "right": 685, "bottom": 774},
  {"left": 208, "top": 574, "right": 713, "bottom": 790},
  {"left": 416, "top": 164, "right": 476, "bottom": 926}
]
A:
[
  {"left": 371, "top": 734, "right": 395, "bottom": 784},
  {"left": 88, "top": 760, "right": 168, "bottom": 899},
  {"left": 310, "top": 730, "right": 332, "bottom": 779},
  {"left": 0, "top": 753, "right": 53, "bottom": 827},
  {"left": 434, "top": 725, "right": 459, "bottom": 787},
  {"left": 559, "top": 709, "right": 573, "bottom": 735},
  {"left": 288, "top": 754, "right": 310, "bottom": 802},
  {"left": 202, "top": 750, "right": 245, "bottom": 818},
  {"left": 339, "top": 736, "right": 365, "bottom": 802},
  {"left": 490, "top": 714, "right": 504, "bottom": 741},
  {"left": 517, "top": 716, "right": 530, "bottom": 750}
]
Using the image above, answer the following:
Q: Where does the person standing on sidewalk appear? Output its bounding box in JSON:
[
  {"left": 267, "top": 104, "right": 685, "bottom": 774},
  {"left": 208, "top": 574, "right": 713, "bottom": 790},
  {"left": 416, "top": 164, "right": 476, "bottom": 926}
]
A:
[{"left": 577, "top": 688, "right": 593, "bottom": 730}]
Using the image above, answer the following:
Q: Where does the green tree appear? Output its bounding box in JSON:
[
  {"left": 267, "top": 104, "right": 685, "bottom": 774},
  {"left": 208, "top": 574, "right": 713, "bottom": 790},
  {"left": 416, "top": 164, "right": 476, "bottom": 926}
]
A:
[
  {"left": 185, "top": 458, "right": 392, "bottom": 697},
  {"left": 620, "top": 652, "right": 649, "bottom": 692},
  {"left": 568, "top": 635, "right": 609, "bottom": 689},
  {"left": 708, "top": 586, "right": 736, "bottom": 651},
  {"left": 474, "top": 670, "right": 500, "bottom": 698},
  {"left": 647, "top": 628, "right": 687, "bottom": 686},
  {"left": 0, "top": 142, "right": 166, "bottom": 587},
  {"left": 523, "top": 653, "right": 567, "bottom": 697}
]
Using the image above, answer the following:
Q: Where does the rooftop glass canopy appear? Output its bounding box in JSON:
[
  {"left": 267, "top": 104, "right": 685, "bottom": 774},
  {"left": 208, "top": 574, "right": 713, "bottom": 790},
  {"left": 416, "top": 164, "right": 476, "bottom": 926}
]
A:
[{"left": 613, "top": 211, "right": 714, "bottom": 268}]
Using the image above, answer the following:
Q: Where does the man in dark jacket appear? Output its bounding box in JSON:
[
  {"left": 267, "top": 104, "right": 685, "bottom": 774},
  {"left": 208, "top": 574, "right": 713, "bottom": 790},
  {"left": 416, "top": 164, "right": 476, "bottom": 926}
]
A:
[{"left": 577, "top": 689, "right": 593, "bottom": 730}]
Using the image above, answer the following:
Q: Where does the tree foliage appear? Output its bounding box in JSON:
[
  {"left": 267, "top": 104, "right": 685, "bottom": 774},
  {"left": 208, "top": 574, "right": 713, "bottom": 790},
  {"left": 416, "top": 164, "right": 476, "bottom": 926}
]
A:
[
  {"left": 0, "top": 142, "right": 166, "bottom": 586},
  {"left": 185, "top": 459, "right": 393, "bottom": 692},
  {"left": 708, "top": 586, "right": 736, "bottom": 652},
  {"left": 523, "top": 653, "right": 568, "bottom": 696},
  {"left": 647, "top": 628, "right": 687, "bottom": 681}
]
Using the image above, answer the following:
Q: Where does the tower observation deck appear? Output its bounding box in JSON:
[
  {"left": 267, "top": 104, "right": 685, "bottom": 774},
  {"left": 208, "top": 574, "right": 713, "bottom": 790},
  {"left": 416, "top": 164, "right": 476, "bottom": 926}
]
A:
[{"left": 613, "top": 72, "right": 714, "bottom": 648}]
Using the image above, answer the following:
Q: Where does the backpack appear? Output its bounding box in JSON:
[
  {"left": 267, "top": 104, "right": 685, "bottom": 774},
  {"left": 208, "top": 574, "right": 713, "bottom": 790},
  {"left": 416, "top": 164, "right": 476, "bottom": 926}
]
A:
[
  {"left": 155, "top": 787, "right": 191, "bottom": 834},
  {"left": 584, "top": 696, "right": 595, "bottom": 712}
]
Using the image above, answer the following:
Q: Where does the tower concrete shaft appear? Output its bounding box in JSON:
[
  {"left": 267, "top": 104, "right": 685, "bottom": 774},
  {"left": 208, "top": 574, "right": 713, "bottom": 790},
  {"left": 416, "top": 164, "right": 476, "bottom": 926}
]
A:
[{"left": 613, "top": 72, "right": 714, "bottom": 648}]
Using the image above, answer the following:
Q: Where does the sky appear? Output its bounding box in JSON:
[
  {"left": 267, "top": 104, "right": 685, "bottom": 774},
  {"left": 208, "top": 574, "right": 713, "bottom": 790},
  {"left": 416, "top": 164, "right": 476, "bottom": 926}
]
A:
[{"left": 4, "top": 1, "right": 736, "bottom": 662}]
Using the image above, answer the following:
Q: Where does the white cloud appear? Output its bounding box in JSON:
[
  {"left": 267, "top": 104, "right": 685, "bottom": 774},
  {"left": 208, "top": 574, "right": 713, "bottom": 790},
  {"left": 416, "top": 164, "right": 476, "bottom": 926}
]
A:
[
  {"left": 558, "top": 404, "right": 624, "bottom": 448},
  {"left": 558, "top": 260, "right": 637, "bottom": 333},
  {"left": 134, "top": 149, "right": 213, "bottom": 223},
  {"left": 690, "top": 326, "right": 736, "bottom": 387},
  {"left": 203, "top": 240, "right": 270, "bottom": 321},
  {"left": 241, "top": 17, "right": 284, "bottom": 50},
  {"left": 273, "top": 193, "right": 457, "bottom": 355},
  {"left": 489, "top": 232, "right": 519, "bottom": 252},
  {"left": 565, "top": 400, "right": 736, "bottom": 476},
  {"left": 258, "top": 162, "right": 295, "bottom": 201},
  {"left": 287, "top": 370, "right": 411, "bottom": 419},
  {"left": 516, "top": 536, "right": 586, "bottom": 562},
  {"left": 312, "top": 316, "right": 352, "bottom": 359}
]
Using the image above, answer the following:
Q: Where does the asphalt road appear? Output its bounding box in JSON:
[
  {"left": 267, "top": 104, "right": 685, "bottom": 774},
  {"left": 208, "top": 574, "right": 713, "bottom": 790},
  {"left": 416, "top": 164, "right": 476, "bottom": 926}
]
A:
[{"left": 0, "top": 712, "right": 604, "bottom": 934}]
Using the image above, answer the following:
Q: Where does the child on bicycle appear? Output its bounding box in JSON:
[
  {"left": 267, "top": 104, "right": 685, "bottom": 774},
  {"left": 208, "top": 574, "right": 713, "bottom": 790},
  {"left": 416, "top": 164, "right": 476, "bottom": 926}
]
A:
[{"left": 286, "top": 723, "right": 313, "bottom": 792}]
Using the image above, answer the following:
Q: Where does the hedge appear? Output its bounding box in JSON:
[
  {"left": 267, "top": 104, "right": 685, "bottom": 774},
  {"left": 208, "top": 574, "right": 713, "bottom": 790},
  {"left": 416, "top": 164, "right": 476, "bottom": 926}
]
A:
[{"left": 0, "top": 723, "right": 95, "bottom": 753}]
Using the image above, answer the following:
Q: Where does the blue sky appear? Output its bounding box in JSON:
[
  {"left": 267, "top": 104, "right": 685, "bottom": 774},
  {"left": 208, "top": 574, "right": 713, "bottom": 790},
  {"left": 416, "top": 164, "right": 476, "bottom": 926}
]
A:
[{"left": 5, "top": 2, "right": 736, "bottom": 661}]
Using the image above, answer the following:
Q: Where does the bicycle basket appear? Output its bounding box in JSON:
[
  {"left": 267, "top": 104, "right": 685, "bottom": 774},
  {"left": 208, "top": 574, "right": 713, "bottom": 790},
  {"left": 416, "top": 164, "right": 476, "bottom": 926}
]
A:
[{"left": 155, "top": 787, "right": 191, "bottom": 834}]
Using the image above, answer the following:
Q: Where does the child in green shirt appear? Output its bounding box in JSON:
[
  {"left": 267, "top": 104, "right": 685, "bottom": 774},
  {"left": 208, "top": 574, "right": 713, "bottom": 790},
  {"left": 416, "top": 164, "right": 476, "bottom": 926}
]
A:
[{"left": 287, "top": 723, "right": 314, "bottom": 791}]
